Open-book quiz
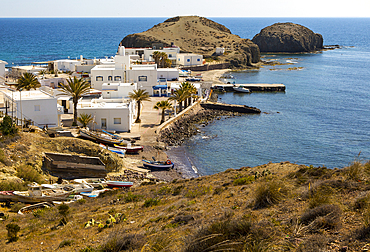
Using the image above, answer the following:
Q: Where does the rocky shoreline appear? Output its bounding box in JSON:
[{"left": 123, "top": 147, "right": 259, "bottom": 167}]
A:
[{"left": 158, "top": 108, "right": 242, "bottom": 146}]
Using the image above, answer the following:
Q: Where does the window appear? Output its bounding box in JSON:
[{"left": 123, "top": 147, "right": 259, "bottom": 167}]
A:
[
  {"left": 114, "top": 118, "right": 121, "bottom": 124},
  {"left": 101, "top": 118, "right": 107, "bottom": 129},
  {"left": 187, "top": 59, "right": 190, "bottom": 62},
  {"left": 114, "top": 76, "right": 121, "bottom": 81},
  {"left": 138, "top": 76, "right": 147, "bottom": 82},
  {"left": 178, "top": 58, "right": 180, "bottom": 61},
  {"left": 34, "top": 105, "right": 40, "bottom": 111},
  {"left": 108, "top": 76, "right": 112, "bottom": 81},
  {"left": 197, "top": 58, "right": 200, "bottom": 61},
  {"left": 169, "top": 54, "right": 172, "bottom": 57},
  {"left": 96, "top": 76, "right": 103, "bottom": 81}
]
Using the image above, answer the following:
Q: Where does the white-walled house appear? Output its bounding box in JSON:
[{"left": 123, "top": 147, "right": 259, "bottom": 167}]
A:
[
  {"left": 90, "top": 46, "right": 158, "bottom": 95},
  {"left": 177, "top": 53, "right": 203, "bottom": 66},
  {"left": 1, "top": 88, "right": 63, "bottom": 128},
  {"left": 0, "top": 60, "right": 7, "bottom": 78},
  {"left": 77, "top": 98, "right": 135, "bottom": 133},
  {"left": 54, "top": 59, "right": 82, "bottom": 72},
  {"left": 101, "top": 82, "right": 137, "bottom": 99},
  {"left": 157, "top": 68, "right": 179, "bottom": 81},
  {"left": 216, "top": 47, "right": 225, "bottom": 55},
  {"left": 125, "top": 46, "right": 180, "bottom": 66}
]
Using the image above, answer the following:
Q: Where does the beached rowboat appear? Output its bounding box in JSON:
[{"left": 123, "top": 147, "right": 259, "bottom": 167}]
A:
[
  {"left": 142, "top": 159, "right": 174, "bottom": 170},
  {"left": 106, "top": 181, "right": 134, "bottom": 188},
  {"left": 113, "top": 144, "right": 143, "bottom": 154},
  {"left": 80, "top": 128, "right": 123, "bottom": 145}
]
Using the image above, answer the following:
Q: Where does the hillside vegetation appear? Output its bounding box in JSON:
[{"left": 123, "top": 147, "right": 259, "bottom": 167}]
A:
[{"left": 1, "top": 131, "right": 370, "bottom": 251}]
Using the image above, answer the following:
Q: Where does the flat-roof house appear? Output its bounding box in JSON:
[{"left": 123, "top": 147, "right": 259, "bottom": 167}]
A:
[
  {"left": 177, "top": 53, "right": 203, "bottom": 66},
  {"left": 0, "top": 60, "right": 8, "bottom": 78},
  {"left": 1, "top": 88, "right": 64, "bottom": 128}
]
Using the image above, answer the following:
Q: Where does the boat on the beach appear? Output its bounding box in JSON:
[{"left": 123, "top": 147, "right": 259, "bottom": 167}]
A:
[
  {"left": 106, "top": 181, "right": 134, "bottom": 188},
  {"left": 73, "top": 178, "right": 108, "bottom": 188},
  {"left": 80, "top": 128, "right": 124, "bottom": 145},
  {"left": 100, "top": 143, "right": 126, "bottom": 157},
  {"left": 18, "top": 202, "right": 54, "bottom": 215},
  {"left": 142, "top": 159, "right": 174, "bottom": 170},
  {"left": 113, "top": 144, "right": 143, "bottom": 154},
  {"left": 220, "top": 74, "right": 236, "bottom": 84},
  {"left": 41, "top": 183, "right": 94, "bottom": 194},
  {"left": 186, "top": 77, "right": 202, "bottom": 82},
  {"left": 179, "top": 69, "right": 190, "bottom": 77},
  {"left": 233, "top": 85, "right": 250, "bottom": 93},
  {"left": 12, "top": 183, "right": 72, "bottom": 203},
  {"left": 211, "top": 85, "right": 226, "bottom": 92},
  {"left": 0, "top": 191, "right": 15, "bottom": 202}
]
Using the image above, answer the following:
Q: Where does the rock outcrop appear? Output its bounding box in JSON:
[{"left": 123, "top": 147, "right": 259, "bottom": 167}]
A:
[
  {"left": 252, "top": 22, "right": 323, "bottom": 53},
  {"left": 120, "top": 16, "right": 260, "bottom": 68}
]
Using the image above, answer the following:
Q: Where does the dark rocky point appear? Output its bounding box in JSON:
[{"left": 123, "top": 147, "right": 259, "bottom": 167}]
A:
[{"left": 252, "top": 22, "right": 323, "bottom": 53}]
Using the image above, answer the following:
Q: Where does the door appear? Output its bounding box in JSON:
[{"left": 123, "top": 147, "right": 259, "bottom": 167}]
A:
[{"left": 101, "top": 118, "right": 107, "bottom": 129}]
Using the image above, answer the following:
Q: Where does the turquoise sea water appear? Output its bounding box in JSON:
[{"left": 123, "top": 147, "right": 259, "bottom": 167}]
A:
[{"left": 1, "top": 18, "right": 369, "bottom": 175}]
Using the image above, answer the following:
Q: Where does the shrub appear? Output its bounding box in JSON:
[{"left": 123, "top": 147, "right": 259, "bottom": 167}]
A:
[
  {"left": 143, "top": 198, "right": 160, "bottom": 208},
  {"left": 345, "top": 161, "right": 363, "bottom": 181},
  {"left": 0, "top": 149, "right": 12, "bottom": 166},
  {"left": 308, "top": 185, "right": 336, "bottom": 209},
  {"left": 354, "top": 193, "right": 370, "bottom": 210},
  {"left": 99, "top": 232, "right": 146, "bottom": 251},
  {"left": 172, "top": 185, "right": 184, "bottom": 195},
  {"left": 296, "top": 234, "right": 327, "bottom": 252},
  {"left": 16, "top": 165, "right": 43, "bottom": 184},
  {"left": 254, "top": 181, "right": 289, "bottom": 209},
  {"left": 233, "top": 175, "right": 254, "bottom": 186},
  {"left": 301, "top": 204, "right": 342, "bottom": 231},
  {"left": 0, "top": 180, "right": 27, "bottom": 191},
  {"left": 10, "top": 202, "right": 26, "bottom": 213},
  {"left": 58, "top": 204, "right": 70, "bottom": 225},
  {"left": 58, "top": 239, "right": 74, "bottom": 248},
  {"left": 0, "top": 115, "right": 18, "bottom": 136},
  {"left": 185, "top": 185, "right": 212, "bottom": 198},
  {"left": 6, "top": 223, "right": 20, "bottom": 242},
  {"left": 157, "top": 185, "right": 172, "bottom": 195},
  {"left": 124, "top": 192, "right": 143, "bottom": 203}
]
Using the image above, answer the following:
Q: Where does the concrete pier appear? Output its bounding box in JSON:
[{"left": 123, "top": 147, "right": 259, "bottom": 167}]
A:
[{"left": 215, "top": 83, "right": 286, "bottom": 92}]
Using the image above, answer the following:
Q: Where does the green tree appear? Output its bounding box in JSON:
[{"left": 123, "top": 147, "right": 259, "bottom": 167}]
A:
[
  {"left": 0, "top": 115, "right": 18, "bottom": 135},
  {"left": 6, "top": 223, "right": 20, "bottom": 242},
  {"left": 154, "top": 100, "right": 172, "bottom": 124},
  {"left": 160, "top": 52, "right": 171, "bottom": 68},
  {"left": 180, "top": 82, "right": 198, "bottom": 108},
  {"left": 128, "top": 89, "right": 151, "bottom": 123},
  {"left": 77, "top": 113, "right": 94, "bottom": 128},
  {"left": 16, "top": 72, "right": 40, "bottom": 91},
  {"left": 58, "top": 77, "right": 91, "bottom": 126},
  {"left": 153, "top": 51, "right": 161, "bottom": 66},
  {"left": 169, "top": 88, "right": 186, "bottom": 113}
]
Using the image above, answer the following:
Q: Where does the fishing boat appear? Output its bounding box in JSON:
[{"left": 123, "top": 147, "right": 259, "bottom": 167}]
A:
[
  {"left": 233, "top": 85, "right": 250, "bottom": 93},
  {"left": 100, "top": 143, "right": 126, "bottom": 157},
  {"left": 220, "top": 73, "right": 236, "bottom": 84},
  {"left": 106, "top": 181, "right": 134, "bottom": 188},
  {"left": 80, "top": 128, "right": 123, "bottom": 145},
  {"left": 142, "top": 159, "right": 174, "bottom": 170},
  {"left": 114, "top": 144, "right": 143, "bottom": 154},
  {"left": 41, "top": 183, "right": 94, "bottom": 194},
  {"left": 186, "top": 77, "right": 202, "bottom": 82},
  {"left": 12, "top": 183, "right": 72, "bottom": 203},
  {"left": 73, "top": 178, "right": 108, "bottom": 188}
]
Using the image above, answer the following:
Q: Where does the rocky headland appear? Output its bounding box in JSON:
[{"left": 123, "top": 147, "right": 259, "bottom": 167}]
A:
[
  {"left": 120, "top": 16, "right": 260, "bottom": 68},
  {"left": 252, "top": 22, "right": 323, "bottom": 53}
]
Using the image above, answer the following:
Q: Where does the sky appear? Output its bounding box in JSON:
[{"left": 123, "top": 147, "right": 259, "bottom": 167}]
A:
[{"left": 1, "top": 0, "right": 370, "bottom": 18}]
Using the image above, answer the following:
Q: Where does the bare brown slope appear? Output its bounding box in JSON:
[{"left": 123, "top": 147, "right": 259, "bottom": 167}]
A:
[{"left": 120, "top": 16, "right": 260, "bottom": 68}]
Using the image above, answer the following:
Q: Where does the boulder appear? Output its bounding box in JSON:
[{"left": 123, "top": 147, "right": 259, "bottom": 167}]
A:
[{"left": 252, "top": 22, "right": 323, "bottom": 53}]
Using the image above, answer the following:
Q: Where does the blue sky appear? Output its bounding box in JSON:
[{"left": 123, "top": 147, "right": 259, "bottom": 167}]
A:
[{"left": 1, "top": 0, "right": 370, "bottom": 18}]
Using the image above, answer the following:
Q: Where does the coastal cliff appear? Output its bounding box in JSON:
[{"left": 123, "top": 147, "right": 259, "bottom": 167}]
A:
[
  {"left": 120, "top": 16, "right": 260, "bottom": 68},
  {"left": 252, "top": 22, "right": 323, "bottom": 53}
]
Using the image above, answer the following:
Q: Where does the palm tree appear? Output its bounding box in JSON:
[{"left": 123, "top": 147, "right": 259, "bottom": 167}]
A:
[
  {"left": 153, "top": 51, "right": 161, "bottom": 67},
  {"left": 169, "top": 88, "right": 186, "bottom": 113},
  {"left": 128, "top": 89, "right": 151, "bottom": 123},
  {"left": 58, "top": 77, "right": 91, "bottom": 126},
  {"left": 77, "top": 113, "right": 94, "bottom": 128},
  {"left": 154, "top": 100, "right": 172, "bottom": 124},
  {"left": 16, "top": 72, "right": 40, "bottom": 91},
  {"left": 181, "top": 82, "right": 198, "bottom": 108}
]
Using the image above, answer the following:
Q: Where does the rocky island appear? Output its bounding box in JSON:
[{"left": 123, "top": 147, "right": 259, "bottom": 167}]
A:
[
  {"left": 120, "top": 16, "right": 260, "bottom": 68},
  {"left": 252, "top": 22, "right": 324, "bottom": 53}
]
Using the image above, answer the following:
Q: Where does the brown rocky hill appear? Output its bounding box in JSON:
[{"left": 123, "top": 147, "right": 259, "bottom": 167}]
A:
[
  {"left": 252, "top": 22, "right": 323, "bottom": 53},
  {"left": 120, "top": 16, "right": 260, "bottom": 68}
]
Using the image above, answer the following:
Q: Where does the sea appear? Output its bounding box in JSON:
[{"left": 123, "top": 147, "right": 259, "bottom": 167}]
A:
[{"left": 1, "top": 17, "right": 369, "bottom": 177}]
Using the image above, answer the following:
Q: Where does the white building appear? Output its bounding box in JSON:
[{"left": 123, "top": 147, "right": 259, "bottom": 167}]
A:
[
  {"left": 54, "top": 59, "right": 82, "bottom": 72},
  {"left": 125, "top": 46, "right": 180, "bottom": 66},
  {"left": 1, "top": 88, "right": 63, "bottom": 128},
  {"left": 216, "top": 47, "right": 225, "bottom": 55},
  {"left": 157, "top": 68, "right": 179, "bottom": 81},
  {"left": 91, "top": 46, "right": 158, "bottom": 95},
  {"left": 177, "top": 53, "right": 203, "bottom": 66},
  {"left": 77, "top": 83, "right": 136, "bottom": 132},
  {"left": 0, "top": 60, "right": 7, "bottom": 78},
  {"left": 11, "top": 65, "right": 47, "bottom": 76}
]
